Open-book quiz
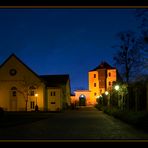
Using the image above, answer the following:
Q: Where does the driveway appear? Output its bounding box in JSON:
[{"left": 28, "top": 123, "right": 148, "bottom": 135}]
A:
[{"left": 0, "top": 106, "right": 148, "bottom": 141}]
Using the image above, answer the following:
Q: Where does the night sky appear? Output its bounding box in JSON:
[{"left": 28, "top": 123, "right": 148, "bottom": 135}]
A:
[{"left": 0, "top": 8, "right": 139, "bottom": 93}]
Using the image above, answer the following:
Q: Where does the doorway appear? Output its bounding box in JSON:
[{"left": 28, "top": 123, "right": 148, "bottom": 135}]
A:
[{"left": 79, "top": 94, "right": 86, "bottom": 106}]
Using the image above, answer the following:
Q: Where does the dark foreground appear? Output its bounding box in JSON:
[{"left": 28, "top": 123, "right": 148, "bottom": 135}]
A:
[{"left": 0, "top": 107, "right": 148, "bottom": 142}]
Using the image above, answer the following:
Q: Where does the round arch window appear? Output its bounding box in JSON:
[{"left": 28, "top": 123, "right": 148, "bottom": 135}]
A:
[{"left": 9, "top": 69, "right": 17, "bottom": 76}]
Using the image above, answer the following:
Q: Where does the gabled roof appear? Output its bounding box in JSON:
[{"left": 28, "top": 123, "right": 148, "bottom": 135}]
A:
[
  {"left": 40, "top": 74, "right": 70, "bottom": 87},
  {"left": 89, "top": 61, "right": 115, "bottom": 71},
  {"left": 0, "top": 53, "right": 40, "bottom": 79}
]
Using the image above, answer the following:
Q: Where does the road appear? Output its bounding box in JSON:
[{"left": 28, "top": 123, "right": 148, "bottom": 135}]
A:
[{"left": 0, "top": 106, "right": 148, "bottom": 141}]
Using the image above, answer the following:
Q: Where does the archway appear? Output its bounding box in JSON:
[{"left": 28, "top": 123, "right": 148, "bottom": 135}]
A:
[{"left": 79, "top": 94, "right": 86, "bottom": 106}]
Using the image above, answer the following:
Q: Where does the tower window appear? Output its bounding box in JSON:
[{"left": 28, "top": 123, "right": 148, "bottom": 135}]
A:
[
  {"left": 94, "top": 74, "right": 96, "bottom": 78},
  {"left": 94, "top": 83, "right": 96, "bottom": 87},
  {"left": 108, "top": 72, "right": 111, "bottom": 77},
  {"left": 109, "top": 81, "right": 111, "bottom": 86}
]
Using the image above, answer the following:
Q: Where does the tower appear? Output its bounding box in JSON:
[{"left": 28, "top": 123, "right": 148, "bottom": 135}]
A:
[{"left": 88, "top": 61, "right": 117, "bottom": 105}]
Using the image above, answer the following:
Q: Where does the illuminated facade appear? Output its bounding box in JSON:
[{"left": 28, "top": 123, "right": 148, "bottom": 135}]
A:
[
  {"left": 71, "top": 90, "right": 91, "bottom": 106},
  {"left": 88, "top": 61, "right": 117, "bottom": 105},
  {"left": 0, "top": 54, "right": 71, "bottom": 111},
  {"left": 71, "top": 61, "right": 118, "bottom": 106}
]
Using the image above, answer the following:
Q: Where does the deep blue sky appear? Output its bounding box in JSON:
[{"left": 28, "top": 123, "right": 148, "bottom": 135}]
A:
[{"left": 0, "top": 8, "right": 139, "bottom": 92}]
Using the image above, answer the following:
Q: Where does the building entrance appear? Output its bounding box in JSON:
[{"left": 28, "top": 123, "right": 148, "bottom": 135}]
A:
[{"left": 79, "top": 94, "right": 86, "bottom": 106}]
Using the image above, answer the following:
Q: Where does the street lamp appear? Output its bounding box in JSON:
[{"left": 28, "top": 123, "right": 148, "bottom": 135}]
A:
[
  {"left": 95, "top": 95, "right": 102, "bottom": 102},
  {"left": 105, "top": 91, "right": 110, "bottom": 106},
  {"left": 114, "top": 85, "right": 120, "bottom": 108},
  {"left": 105, "top": 91, "right": 109, "bottom": 95},
  {"left": 35, "top": 93, "right": 38, "bottom": 112},
  {"left": 114, "top": 85, "right": 120, "bottom": 91},
  {"left": 35, "top": 93, "right": 38, "bottom": 105}
]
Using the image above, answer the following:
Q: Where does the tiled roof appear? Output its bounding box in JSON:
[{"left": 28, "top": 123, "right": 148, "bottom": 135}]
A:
[
  {"left": 90, "top": 61, "right": 115, "bottom": 71},
  {"left": 40, "top": 74, "right": 70, "bottom": 87}
]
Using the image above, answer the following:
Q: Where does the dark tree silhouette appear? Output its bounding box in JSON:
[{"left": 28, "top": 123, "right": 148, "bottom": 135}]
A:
[
  {"left": 113, "top": 31, "right": 143, "bottom": 84},
  {"left": 136, "top": 9, "right": 148, "bottom": 70}
]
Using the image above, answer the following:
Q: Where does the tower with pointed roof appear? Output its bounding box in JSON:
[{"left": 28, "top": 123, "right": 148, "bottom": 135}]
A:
[{"left": 88, "top": 61, "right": 117, "bottom": 104}]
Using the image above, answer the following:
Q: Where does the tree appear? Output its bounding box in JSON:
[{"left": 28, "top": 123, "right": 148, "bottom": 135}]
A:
[
  {"left": 136, "top": 9, "right": 148, "bottom": 70},
  {"left": 17, "top": 76, "right": 41, "bottom": 111},
  {"left": 113, "top": 31, "right": 143, "bottom": 84}
]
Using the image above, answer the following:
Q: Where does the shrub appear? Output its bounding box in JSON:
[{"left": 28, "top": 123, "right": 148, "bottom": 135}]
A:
[{"left": 95, "top": 104, "right": 104, "bottom": 111}]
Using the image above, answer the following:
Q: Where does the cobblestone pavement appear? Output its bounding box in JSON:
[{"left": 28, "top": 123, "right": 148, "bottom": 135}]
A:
[{"left": 0, "top": 106, "right": 148, "bottom": 141}]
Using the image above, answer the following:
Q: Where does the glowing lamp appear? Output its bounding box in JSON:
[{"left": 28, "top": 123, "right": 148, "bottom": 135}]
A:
[
  {"left": 114, "top": 85, "right": 119, "bottom": 91},
  {"left": 105, "top": 91, "right": 109, "bottom": 95}
]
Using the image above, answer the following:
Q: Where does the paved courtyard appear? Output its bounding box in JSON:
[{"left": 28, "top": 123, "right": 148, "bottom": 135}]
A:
[{"left": 0, "top": 106, "right": 148, "bottom": 142}]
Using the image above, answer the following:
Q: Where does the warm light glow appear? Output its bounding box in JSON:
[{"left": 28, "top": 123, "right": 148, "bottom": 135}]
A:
[
  {"left": 80, "top": 94, "right": 84, "bottom": 98},
  {"left": 35, "top": 93, "right": 38, "bottom": 97},
  {"left": 96, "top": 95, "right": 100, "bottom": 99},
  {"left": 114, "top": 85, "right": 119, "bottom": 91},
  {"left": 105, "top": 91, "right": 109, "bottom": 95}
]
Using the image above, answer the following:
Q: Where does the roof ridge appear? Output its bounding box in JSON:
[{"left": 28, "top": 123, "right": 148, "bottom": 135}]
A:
[
  {"left": 0, "top": 53, "right": 40, "bottom": 79},
  {"left": 89, "top": 61, "right": 115, "bottom": 71}
]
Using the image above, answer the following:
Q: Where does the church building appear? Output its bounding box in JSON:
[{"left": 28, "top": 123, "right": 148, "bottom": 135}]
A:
[{"left": 0, "top": 54, "right": 71, "bottom": 111}]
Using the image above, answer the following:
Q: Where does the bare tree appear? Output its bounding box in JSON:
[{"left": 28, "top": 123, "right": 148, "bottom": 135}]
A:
[
  {"left": 17, "top": 76, "right": 41, "bottom": 111},
  {"left": 113, "top": 31, "right": 143, "bottom": 84},
  {"left": 136, "top": 9, "right": 148, "bottom": 70}
]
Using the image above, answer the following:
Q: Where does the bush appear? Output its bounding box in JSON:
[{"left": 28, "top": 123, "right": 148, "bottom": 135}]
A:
[
  {"left": 104, "top": 106, "right": 119, "bottom": 116},
  {"left": 95, "top": 104, "right": 104, "bottom": 111},
  {"left": 103, "top": 107, "right": 148, "bottom": 132}
]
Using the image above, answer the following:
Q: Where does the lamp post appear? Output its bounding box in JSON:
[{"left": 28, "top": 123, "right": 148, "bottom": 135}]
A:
[
  {"left": 35, "top": 93, "right": 38, "bottom": 105},
  {"left": 35, "top": 93, "right": 38, "bottom": 112},
  {"left": 114, "top": 85, "right": 119, "bottom": 91},
  {"left": 114, "top": 85, "right": 120, "bottom": 108},
  {"left": 105, "top": 91, "right": 110, "bottom": 106}
]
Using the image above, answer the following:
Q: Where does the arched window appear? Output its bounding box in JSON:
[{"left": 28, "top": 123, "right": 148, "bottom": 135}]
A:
[
  {"left": 29, "top": 86, "right": 36, "bottom": 89},
  {"left": 29, "top": 85, "right": 36, "bottom": 96},
  {"left": 11, "top": 87, "right": 17, "bottom": 96}
]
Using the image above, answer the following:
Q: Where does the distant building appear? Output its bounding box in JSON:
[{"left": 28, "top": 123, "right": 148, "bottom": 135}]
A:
[
  {"left": 40, "top": 75, "right": 71, "bottom": 111},
  {"left": 71, "top": 61, "right": 121, "bottom": 106},
  {"left": 88, "top": 61, "right": 118, "bottom": 105},
  {"left": 0, "top": 54, "right": 71, "bottom": 111},
  {"left": 74, "top": 90, "right": 91, "bottom": 106}
]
